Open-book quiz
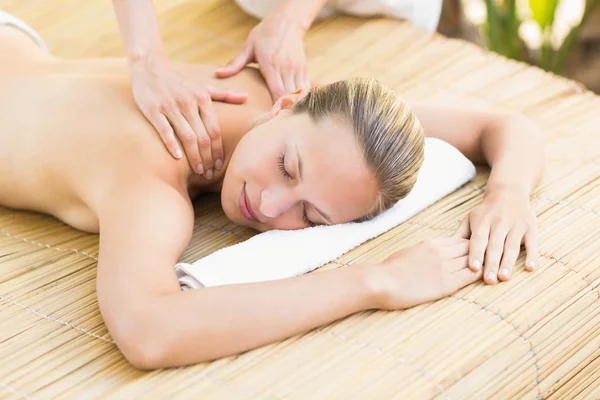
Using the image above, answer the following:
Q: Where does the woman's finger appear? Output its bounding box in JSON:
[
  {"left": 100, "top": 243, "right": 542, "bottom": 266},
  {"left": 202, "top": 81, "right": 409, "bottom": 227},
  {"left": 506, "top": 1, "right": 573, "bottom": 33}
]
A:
[
  {"left": 443, "top": 241, "right": 470, "bottom": 260},
  {"left": 468, "top": 221, "right": 490, "bottom": 273},
  {"left": 437, "top": 235, "right": 469, "bottom": 246},
  {"left": 455, "top": 216, "right": 471, "bottom": 239},
  {"left": 448, "top": 255, "right": 470, "bottom": 272},
  {"left": 524, "top": 225, "right": 539, "bottom": 271},
  {"left": 483, "top": 224, "right": 510, "bottom": 284},
  {"left": 452, "top": 261, "right": 483, "bottom": 287},
  {"left": 498, "top": 230, "right": 524, "bottom": 281}
]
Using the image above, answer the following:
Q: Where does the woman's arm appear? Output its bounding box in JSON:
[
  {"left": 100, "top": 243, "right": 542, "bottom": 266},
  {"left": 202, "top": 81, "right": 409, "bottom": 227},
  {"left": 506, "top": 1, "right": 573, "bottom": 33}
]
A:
[
  {"left": 411, "top": 104, "right": 544, "bottom": 192},
  {"left": 97, "top": 177, "right": 478, "bottom": 369},
  {"left": 411, "top": 103, "right": 544, "bottom": 284}
]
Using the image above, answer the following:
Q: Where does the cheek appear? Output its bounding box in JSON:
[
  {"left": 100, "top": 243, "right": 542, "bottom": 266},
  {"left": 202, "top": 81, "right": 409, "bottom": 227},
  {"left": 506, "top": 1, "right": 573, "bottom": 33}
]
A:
[{"left": 268, "top": 214, "right": 304, "bottom": 231}]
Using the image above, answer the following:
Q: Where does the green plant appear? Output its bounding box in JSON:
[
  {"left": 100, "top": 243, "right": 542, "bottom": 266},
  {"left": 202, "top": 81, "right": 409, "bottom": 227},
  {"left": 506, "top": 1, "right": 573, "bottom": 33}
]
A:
[{"left": 483, "top": 0, "right": 600, "bottom": 72}]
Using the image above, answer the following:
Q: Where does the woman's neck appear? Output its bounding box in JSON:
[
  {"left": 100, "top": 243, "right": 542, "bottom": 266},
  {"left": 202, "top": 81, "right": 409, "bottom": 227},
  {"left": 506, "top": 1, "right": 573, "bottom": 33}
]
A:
[{"left": 184, "top": 111, "right": 267, "bottom": 197}]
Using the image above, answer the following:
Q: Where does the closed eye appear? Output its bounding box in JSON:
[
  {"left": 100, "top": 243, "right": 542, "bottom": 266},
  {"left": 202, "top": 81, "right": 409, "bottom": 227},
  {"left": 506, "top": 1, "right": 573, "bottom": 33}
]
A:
[
  {"left": 279, "top": 152, "right": 318, "bottom": 228},
  {"left": 277, "top": 153, "right": 292, "bottom": 179},
  {"left": 302, "top": 204, "right": 316, "bottom": 227}
]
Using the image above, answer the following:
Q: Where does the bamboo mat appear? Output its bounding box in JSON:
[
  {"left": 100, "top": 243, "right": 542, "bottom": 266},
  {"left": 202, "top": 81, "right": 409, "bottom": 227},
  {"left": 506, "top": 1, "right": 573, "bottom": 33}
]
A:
[{"left": 1, "top": 1, "right": 600, "bottom": 399}]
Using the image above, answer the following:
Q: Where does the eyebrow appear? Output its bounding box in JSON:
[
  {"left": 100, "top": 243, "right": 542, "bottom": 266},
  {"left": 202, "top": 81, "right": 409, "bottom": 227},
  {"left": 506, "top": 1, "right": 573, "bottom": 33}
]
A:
[{"left": 295, "top": 143, "right": 333, "bottom": 225}]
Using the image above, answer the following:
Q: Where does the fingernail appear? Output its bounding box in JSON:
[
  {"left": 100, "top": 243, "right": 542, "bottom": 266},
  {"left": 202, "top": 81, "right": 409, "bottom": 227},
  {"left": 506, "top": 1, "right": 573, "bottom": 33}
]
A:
[
  {"left": 471, "top": 260, "right": 481, "bottom": 271},
  {"left": 486, "top": 271, "right": 497, "bottom": 282},
  {"left": 196, "top": 163, "right": 204, "bottom": 174},
  {"left": 205, "top": 169, "right": 214, "bottom": 180},
  {"left": 215, "top": 159, "right": 223, "bottom": 170},
  {"left": 526, "top": 260, "right": 537, "bottom": 270},
  {"left": 175, "top": 149, "right": 183, "bottom": 159},
  {"left": 500, "top": 268, "right": 509, "bottom": 277}
]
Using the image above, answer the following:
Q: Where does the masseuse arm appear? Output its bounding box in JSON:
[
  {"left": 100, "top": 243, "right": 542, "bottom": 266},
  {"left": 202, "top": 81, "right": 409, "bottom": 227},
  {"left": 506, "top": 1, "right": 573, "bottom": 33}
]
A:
[
  {"left": 411, "top": 103, "right": 544, "bottom": 285},
  {"left": 97, "top": 178, "right": 477, "bottom": 369},
  {"left": 111, "top": 0, "right": 247, "bottom": 176}
]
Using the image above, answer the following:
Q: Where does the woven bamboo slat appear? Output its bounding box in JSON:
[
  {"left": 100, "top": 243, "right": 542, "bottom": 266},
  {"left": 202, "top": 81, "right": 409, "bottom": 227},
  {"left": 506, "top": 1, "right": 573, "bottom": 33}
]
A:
[{"left": 0, "top": 1, "right": 599, "bottom": 399}]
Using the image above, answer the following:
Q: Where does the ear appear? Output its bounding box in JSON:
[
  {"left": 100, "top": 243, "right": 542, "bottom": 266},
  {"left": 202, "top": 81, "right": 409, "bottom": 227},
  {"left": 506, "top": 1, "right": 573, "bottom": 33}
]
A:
[
  {"left": 252, "top": 89, "right": 310, "bottom": 128},
  {"left": 272, "top": 88, "right": 309, "bottom": 116}
]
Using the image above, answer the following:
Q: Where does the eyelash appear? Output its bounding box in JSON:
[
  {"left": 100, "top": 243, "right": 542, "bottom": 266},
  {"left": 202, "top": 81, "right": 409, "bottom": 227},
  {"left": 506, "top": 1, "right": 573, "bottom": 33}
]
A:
[
  {"left": 277, "top": 152, "right": 315, "bottom": 227},
  {"left": 277, "top": 153, "right": 292, "bottom": 179}
]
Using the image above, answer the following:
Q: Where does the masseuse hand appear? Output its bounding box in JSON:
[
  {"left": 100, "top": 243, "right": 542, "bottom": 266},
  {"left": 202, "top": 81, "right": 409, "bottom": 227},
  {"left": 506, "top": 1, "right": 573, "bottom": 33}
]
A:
[
  {"left": 129, "top": 56, "right": 247, "bottom": 178},
  {"left": 370, "top": 237, "right": 481, "bottom": 310},
  {"left": 216, "top": 14, "right": 310, "bottom": 101},
  {"left": 456, "top": 186, "right": 539, "bottom": 285}
]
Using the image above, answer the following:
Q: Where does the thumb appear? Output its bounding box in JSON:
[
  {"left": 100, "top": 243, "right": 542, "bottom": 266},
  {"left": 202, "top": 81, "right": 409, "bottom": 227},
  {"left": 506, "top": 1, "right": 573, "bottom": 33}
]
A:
[{"left": 216, "top": 45, "right": 253, "bottom": 78}]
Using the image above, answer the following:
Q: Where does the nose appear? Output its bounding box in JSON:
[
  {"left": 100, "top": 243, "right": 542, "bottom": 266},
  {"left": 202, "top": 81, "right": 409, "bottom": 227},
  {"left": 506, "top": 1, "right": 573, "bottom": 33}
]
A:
[{"left": 259, "top": 184, "right": 298, "bottom": 219}]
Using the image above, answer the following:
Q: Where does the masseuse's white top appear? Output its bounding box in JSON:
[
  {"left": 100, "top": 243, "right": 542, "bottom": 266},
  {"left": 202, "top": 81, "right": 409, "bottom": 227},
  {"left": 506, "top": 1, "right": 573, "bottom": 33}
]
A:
[{"left": 234, "top": 0, "right": 443, "bottom": 32}]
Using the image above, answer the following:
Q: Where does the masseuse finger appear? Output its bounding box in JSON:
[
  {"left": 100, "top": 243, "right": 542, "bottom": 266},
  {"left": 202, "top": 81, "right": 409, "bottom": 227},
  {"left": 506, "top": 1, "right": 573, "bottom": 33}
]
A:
[
  {"left": 148, "top": 109, "right": 182, "bottom": 159},
  {"left": 261, "top": 64, "right": 286, "bottom": 102},
  {"left": 178, "top": 97, "right": 205, "bottom": 175},
  {"left": 167, "top": 109, "right": 200, "bottom": 172},
  {"left": 188, "top": 99, "right": 214, "bottom": 179},
  {"left": 498, "top": 230, "right": 523, "bottom": 281},
  {"left": 296, "top": 65, "right": 310, "bottom": 91},
  {"left": 208, "top": 86, "right": 248, "bottom": 105},
  {"left": 197, "top": 94, "right": 223, "bottom": 172},
  {"left": 215, "top": 43, "right": 254, "bottom": 78},
  {"left": 483, "top": 224, "right": 510, "bottom": 285},
  {"left": 281, "top": 62, "right": 297, "bottom": 95}
]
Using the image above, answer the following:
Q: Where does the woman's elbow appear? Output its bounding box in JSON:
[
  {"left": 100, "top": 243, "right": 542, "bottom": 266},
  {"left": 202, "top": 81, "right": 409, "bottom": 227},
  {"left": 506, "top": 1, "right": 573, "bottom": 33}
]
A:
[
  {"left": 105, "top": 309, "right": 168, "bottom": 370},
  {"left": 118, "top": 333, "right": 166, "bottom": 370}
]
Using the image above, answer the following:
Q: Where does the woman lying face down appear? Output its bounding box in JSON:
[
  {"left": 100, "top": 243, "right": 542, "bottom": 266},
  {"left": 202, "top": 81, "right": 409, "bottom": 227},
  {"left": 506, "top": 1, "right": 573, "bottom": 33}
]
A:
[
  {"left": 219, "top": 79, "right": 424, "bottom": 231},
  {"left": 0, "top": 16, "right": 544, "bottom": 369}
]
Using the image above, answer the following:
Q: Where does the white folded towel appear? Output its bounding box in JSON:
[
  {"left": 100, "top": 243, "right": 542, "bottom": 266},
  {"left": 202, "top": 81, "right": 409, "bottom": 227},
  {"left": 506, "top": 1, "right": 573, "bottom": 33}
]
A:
[
  {"left": 0, "top": 11, "right": 48, "bottom": 52},
  {"left": 175, "top": 138, "right": 476, "bottom": 289},
  {"left": 234, "top": 0, "right": 443, "bottom": 32}
]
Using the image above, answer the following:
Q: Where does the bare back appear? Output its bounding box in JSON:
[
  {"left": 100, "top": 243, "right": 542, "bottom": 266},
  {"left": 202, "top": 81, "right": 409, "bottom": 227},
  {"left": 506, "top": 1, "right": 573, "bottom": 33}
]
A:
[{"left": 0, "top": 26, "right": 272, "bottom": 232}]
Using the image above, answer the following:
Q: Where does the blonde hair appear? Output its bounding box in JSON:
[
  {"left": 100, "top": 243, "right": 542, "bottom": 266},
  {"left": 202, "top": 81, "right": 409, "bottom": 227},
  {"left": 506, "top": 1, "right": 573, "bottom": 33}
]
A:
[{"left": 293, "top": 77, "right": 425, "bottom": 220}]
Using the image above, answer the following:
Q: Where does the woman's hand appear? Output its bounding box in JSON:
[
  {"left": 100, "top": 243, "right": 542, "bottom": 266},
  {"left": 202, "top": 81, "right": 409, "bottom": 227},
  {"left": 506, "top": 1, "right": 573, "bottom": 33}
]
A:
[
  {"left": 457, "top": 186, "right": 539, "bottom": 285},
  {"left": 129, "top": 56, "right": 247, "bottom": 178},
  {"left": 369, "top": 237, "right": 482, "bottom": 310},
  {"left": 216, "top": 14, "right": 309, "bottom": 102}
]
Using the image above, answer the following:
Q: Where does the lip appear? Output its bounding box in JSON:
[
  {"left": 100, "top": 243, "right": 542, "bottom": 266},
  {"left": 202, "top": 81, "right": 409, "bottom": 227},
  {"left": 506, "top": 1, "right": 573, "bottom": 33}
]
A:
[{"left": 239, "top": 184, "right": 259, "bottom": 223}]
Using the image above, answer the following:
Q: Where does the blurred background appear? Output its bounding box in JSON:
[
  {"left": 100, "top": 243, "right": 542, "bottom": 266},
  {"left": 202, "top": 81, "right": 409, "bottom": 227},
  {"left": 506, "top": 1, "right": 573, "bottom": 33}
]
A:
[{"left": 438, "top": 0, "right": 600, "bottom": 93}]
